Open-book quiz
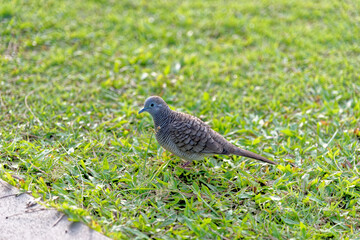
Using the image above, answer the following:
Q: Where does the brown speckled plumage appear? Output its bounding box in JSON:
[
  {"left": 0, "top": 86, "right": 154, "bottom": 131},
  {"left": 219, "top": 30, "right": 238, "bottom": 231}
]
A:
[{"left": 139, "top": 96, "right": 277, "bottom": 165}]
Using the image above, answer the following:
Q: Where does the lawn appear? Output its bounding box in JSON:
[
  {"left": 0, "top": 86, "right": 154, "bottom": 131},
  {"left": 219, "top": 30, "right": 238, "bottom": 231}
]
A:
[{"left": 1, "top": 0, "right": 360, "bottom": 239}]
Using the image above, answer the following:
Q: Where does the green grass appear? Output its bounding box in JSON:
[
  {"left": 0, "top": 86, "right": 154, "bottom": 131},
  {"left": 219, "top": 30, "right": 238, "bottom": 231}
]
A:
[{"left": 1, "top": 0, "right": 360, "bottom": 238}]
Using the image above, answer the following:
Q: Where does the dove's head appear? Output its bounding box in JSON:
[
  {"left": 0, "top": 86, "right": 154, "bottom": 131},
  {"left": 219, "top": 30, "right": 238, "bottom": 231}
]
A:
[{"left": 138, "top": 96, "right": 170, "bottom": 117}]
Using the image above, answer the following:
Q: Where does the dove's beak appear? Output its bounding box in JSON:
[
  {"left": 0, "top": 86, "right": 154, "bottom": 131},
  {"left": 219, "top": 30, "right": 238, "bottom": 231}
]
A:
[{"left": 138, "top": 107, "right": 147, "bottom": 114}]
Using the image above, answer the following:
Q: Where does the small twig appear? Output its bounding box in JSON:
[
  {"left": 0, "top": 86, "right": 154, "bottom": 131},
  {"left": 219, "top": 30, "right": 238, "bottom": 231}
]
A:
[
  {"left": 25, "top": 90, "right": 42, "bottom": 125},
  {"left": 345, "top": 159, "right": 352, "bottom": 169},
  {"left": 11, "top": 174, "right": 24, "bottom": 181},
  {"left": 171, "top": 225, "right": 182, "bottom": 231},
  {"left": 208, "top": 227, "right": 231, "bottom": 240},
  {"left": 0, "top": 191, "right": 31, "bottom": 200},
  {"left": 5, "top": 207, "right": 49, "bottom": 219},
  {"left": 288, "top": 161, "right": 298, "bottom": 168},
  {"left": 0, "top": 193, "right": 18, "bottom": 200},
  {"left": 52, "top": 213, "right": 65, "bottom": 227},
  {"left": 20, "top": 133, "right": 39, "bottom": 140},
  {"left": 30, "top": 164, "right": 47, "bottom": 175}
]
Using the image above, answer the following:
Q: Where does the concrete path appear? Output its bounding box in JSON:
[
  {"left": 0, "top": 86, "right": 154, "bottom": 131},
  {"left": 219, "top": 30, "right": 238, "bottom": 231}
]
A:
[{"left": 0, "top": 180, "right": 110, "bottom": 240}]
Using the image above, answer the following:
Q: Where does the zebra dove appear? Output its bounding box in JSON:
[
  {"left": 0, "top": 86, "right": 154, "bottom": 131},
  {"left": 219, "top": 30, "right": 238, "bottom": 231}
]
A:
[{"left": 139, "top": 96, "right": 277, "bottom": 166}]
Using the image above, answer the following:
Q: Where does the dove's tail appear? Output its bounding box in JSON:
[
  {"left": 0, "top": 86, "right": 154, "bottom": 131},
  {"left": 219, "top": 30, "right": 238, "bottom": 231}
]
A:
[{"left": 232, "top": 147, "right": 277, "bottom": 165}]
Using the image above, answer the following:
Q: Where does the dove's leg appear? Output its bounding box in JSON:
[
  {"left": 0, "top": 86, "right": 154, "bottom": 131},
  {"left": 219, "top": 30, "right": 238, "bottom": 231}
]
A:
[{"left": 180, "top": 160, "right": 192, "bottom": 169}]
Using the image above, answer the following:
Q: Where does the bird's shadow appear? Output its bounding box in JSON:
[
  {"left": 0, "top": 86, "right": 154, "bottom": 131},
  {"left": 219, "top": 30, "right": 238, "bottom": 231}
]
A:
[{"left": 169, "top": 160, "right": 209, "bottom": 185}]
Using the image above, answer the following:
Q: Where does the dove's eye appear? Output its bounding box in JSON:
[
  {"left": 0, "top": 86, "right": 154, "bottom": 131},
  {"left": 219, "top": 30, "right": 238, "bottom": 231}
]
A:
[{"left": 150, "top": 103, "right": 155, "bottom": 107}]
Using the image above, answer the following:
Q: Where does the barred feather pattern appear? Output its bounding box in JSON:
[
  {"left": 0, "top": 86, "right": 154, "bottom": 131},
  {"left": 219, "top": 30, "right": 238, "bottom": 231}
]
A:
[
  {"left": 153, "top": 110, "right": 276, "bottom": 164},
  {"left": 142, "top": 96, "right": 277, "bottom": 165}
]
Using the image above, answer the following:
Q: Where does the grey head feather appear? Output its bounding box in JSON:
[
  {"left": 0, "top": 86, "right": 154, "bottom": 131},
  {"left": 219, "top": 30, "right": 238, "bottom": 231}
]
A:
[{"left": 138, "top": 96, "right": 172, "bottom": 127}]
